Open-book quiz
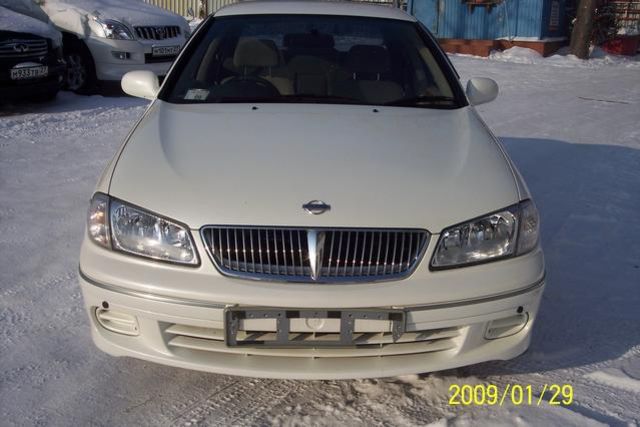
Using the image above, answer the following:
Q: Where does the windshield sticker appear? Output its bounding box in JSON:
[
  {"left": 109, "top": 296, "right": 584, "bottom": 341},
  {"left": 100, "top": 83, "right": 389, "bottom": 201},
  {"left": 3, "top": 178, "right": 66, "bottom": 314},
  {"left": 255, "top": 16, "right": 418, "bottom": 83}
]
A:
[{"left": 184, "top": 89, "right": 210, "bottom": 101}]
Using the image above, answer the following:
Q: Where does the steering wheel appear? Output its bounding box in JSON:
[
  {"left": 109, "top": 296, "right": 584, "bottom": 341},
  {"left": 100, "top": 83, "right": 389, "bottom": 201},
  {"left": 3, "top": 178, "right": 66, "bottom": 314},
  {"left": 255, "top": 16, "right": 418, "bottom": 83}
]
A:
[{"left": 221, "top": 75, "right": 280, "bottom": 97}]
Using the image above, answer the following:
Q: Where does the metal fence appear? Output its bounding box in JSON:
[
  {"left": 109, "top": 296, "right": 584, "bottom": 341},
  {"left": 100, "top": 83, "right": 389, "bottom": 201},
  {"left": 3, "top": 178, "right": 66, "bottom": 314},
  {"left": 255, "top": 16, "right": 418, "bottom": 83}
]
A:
[
  {"left": 144, "top": 0, "right": 237, "bottom": 17},
  {"left": 145, "top": 0, "right": 399, "bottom": 16}
]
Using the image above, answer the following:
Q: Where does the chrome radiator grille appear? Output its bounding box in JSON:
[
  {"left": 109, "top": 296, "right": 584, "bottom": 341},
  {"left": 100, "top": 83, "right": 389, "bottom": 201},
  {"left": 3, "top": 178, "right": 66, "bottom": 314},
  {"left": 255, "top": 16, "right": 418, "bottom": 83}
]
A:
[
  {"left": 0, "top": 39, "right": 48, "bottom": 58},
  {"left": 201, "top": 227, "right": 430, "bottom": 283},
  {"left": 134, "top": 26, "right": 181, "bottom": 40}
]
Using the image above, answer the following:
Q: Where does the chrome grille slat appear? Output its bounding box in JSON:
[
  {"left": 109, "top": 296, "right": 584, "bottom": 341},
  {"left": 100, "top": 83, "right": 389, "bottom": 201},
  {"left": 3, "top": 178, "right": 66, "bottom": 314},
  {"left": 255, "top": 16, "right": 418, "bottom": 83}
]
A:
[
  {"left": 257, "top": 229, "right": 264, "bottom": 273},
  {"left": 241, "top": 229, "right": 247, "bottom": 271},
  {"left": 351, "top": 231, "right": 359, "bottom": 275},
  {"left": 365, "top": 231, "right": 374, "bottom": 276},
  {"left": 391, "top": 232, "right": 398, "bottom": 273},
  {"left": 406, "top": 233, "right": 413, "bottom": 270},
  {"left": 297, "top": 230, "right": 304, "bottom": 276},
  {"left": 134, "top": 26, "right": 181, "bottom": 40},
  {"left": 281, "top": 230, "right": 288, "bottom": 274},
  {"left": 327, "top": 231, "right": 335, "bottom": 276},
  {"left": 272, "top": 229, "right": 280, "bottom": 274},
  {"left": 249, "top": 229, "right": 256, "bottom": 272},
  {"left": 225, "top": 229, "right": 231, "bottom": 269},
  {"left": 289, "top": 230, "right": 295, "bottom": 274},
  {"left": 334, "top": 230, "right": 343, "bottom": 277},
  {"left": 265, "top": 229, "right": 272, "bottom": 274},
  {"left": 374, "top": 232, "right": 382, "bottom": 275},
  {"left": 342, "top": 231, "right": 351, "bottom": 276},
  {"left": 202, "top": 227, "right": 429, "bottom": 283},
  {"left": 399, "top": 233, "right": 406, "bottom": 274}
]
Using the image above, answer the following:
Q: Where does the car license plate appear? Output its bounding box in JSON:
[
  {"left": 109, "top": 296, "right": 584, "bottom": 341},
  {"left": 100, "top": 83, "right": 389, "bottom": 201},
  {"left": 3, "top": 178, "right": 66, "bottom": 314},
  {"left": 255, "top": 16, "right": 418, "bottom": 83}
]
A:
[
  {"left": 225, "top": 308, "right": 405, "bottom": 347},
  {"left": 10, "top": 66, "right": 48, "bottom": 80},
  {"left": 152, "top": 45, "right": 180, "bottom": 57}
]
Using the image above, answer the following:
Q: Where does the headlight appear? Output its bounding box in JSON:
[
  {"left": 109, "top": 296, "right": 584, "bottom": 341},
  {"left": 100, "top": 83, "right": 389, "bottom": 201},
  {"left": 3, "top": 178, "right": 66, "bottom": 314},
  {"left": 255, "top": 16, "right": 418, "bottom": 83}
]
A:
[
  {"left": 95, "top": 18, "right": 134, "bottom": 40},
  {"left": 431, "top": 200, "right": 539, "bottom": 269},
  {"left": 86, "top": 193, "right": 198, "bottom": 266}
]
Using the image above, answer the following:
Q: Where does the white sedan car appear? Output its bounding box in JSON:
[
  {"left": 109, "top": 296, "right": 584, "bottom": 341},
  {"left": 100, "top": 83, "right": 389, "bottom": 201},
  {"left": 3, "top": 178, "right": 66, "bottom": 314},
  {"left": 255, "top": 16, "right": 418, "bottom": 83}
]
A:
[{"left": 80, "top": 1, "right": 545, "bottom": 379}]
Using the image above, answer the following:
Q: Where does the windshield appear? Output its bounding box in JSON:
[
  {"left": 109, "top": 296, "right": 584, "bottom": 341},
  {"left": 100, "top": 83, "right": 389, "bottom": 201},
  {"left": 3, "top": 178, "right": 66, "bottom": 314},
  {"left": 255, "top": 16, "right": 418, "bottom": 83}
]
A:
[{"left": 161, "top": 14, "right": 463, "bottom": 108}]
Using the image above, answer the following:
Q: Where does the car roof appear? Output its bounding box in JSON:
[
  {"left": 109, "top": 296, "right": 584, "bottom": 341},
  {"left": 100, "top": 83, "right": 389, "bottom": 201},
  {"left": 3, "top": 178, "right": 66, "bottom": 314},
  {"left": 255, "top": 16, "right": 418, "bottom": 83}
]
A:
[{"left": 215, "top": 0, "right": 416, "bottom": 22}]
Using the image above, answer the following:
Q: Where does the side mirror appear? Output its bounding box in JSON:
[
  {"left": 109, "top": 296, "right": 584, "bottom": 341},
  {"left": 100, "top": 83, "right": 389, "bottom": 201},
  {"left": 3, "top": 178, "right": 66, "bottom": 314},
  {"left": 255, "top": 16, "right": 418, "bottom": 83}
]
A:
[
  {"left": 121, "top": 70, "right": 159, "bottom": 100},
  {"left": 466, "top": 77, "right": 498, "bottom": 105}
]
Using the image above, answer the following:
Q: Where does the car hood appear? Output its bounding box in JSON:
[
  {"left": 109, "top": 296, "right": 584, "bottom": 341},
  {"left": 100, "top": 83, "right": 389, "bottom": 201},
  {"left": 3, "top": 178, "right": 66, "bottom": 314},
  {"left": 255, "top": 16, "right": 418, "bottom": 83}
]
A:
[
  {"left": 42, "top": 0, "right": 186, "bottom": 29},
  {"left": 109, "top": 102, "right": 519, "bottom": 232},
  {"left": 0, "top": 6, "right": 62, "bottom": 45}
]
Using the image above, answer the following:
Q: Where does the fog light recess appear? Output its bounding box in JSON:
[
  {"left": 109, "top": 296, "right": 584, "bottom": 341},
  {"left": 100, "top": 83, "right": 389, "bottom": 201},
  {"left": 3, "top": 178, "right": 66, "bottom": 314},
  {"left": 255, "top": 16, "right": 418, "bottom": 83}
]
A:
[
  {"left": 484, "top": 313, "right": 529, "bottom": 340},
  {"left": 95, "top": 307, "right": 139, "bottom": 336},
  {"left": 111, "top": 51, "right": 131, "bottom": 60}
]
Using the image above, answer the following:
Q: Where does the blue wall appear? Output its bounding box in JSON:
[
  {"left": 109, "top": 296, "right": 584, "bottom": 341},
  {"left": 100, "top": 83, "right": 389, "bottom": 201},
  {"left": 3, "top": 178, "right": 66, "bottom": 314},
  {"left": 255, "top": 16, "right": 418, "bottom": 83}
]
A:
[{"left": 408, "top": 0, "right": 566, "bottom": 40}]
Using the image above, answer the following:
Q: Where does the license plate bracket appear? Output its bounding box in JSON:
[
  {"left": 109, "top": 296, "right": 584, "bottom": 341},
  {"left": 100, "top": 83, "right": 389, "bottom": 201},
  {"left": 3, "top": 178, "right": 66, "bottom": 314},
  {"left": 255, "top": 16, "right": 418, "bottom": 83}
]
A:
[{"left": 225, "top": 308, "right": 405, "bottom": 347}]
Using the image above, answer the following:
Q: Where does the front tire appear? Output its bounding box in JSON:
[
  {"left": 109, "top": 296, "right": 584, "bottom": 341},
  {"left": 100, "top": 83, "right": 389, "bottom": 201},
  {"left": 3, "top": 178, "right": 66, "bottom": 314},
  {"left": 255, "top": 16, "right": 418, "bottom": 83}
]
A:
[{"left": 64, "top": 39, "right": 96, "bottom": 94}]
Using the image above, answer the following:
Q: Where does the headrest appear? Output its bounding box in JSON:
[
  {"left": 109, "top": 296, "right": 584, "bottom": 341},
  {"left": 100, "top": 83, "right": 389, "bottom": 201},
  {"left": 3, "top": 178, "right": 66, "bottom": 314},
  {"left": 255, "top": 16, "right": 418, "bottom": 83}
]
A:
[
  {"left": 233, "top": 38, "right": 279, "bottom": 68},
  {"left": 283, "top": 33, "right": 335, "bottom": 49},
  {"left": 346, "top": 45, "right": 391, "bottom": 74}
]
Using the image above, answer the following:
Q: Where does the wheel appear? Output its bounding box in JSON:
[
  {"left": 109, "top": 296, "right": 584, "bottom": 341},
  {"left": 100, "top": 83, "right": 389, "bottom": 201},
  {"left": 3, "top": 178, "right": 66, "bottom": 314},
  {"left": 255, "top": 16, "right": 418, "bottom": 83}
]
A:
[{"left": 64, "top": 40, "right": 96, "bottom": 94}]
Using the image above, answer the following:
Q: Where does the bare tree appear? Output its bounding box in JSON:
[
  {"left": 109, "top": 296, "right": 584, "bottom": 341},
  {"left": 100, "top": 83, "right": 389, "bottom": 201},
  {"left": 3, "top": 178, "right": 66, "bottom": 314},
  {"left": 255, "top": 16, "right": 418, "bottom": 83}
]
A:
[{"left": 570, "top": 0, "right": 598, "bottom": 59}]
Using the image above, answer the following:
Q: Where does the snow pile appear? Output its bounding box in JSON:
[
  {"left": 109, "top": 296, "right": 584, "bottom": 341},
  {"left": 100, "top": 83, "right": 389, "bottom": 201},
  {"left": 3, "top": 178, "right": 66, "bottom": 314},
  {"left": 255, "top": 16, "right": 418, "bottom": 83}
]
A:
[
  {"left": 484, "top": 46, "right": 640, "bottom": 68},
  {"left": 0, "top": 0, "right": 50, "bottom": 23},
  {"left": 618, "top": 23, "right": 640, "bottom": 36},
  {"left": 488, "top": 46, "right": 544, "bottom": 64}
]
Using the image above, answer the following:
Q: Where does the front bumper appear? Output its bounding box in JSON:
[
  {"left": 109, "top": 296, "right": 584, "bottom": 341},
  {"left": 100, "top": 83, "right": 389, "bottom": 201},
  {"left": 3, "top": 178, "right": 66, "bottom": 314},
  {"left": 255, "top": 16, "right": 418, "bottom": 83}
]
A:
[
  {"left": 85, "top": 37, "right": 185, "bottom": 81},
  {"left": 0, "top": 63, "right": 66, "bottom": 100},
  {"left": 79, "top": 265, "right": 545, "bottom": 380}
]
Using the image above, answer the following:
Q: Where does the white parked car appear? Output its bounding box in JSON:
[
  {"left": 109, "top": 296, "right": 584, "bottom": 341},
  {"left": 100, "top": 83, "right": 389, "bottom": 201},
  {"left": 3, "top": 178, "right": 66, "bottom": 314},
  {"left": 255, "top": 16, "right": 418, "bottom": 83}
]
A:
[
  {"left": 80, "top": 1, "right": 545, "bottom": 379},
  {"left": 38, "top": 0, "right": 191, "bottom": 93}
]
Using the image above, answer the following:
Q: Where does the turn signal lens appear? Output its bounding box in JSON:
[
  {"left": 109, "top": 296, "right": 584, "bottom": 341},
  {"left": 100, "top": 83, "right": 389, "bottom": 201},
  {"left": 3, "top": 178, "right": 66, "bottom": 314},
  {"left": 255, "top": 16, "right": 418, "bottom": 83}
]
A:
[
  {"left": 87, "top": 193, "right": 110, "bottom": 248},
  {"left": 517, "top": 200, "right": 540, "bottom": 255}
]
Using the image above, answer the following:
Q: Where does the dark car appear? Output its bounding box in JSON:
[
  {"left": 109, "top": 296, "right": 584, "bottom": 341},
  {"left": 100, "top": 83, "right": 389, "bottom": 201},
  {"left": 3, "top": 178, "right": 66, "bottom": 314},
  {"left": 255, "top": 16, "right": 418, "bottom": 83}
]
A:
[{"left": 0, "top": 5, "right": 66, "bottom": 102}]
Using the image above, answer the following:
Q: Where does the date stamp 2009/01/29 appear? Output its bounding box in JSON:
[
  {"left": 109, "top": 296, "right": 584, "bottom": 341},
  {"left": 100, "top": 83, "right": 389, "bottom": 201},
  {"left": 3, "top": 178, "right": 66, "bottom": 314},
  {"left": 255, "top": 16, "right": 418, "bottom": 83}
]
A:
[{"left": 449, "top": 384, "right": 574, "bottom": 406}]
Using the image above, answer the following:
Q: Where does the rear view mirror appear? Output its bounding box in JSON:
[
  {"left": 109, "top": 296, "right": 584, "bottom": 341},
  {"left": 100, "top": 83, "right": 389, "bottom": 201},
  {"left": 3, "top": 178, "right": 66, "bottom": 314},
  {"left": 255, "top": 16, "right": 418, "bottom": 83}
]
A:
[
  {"left": 466, "top": 77, "right": 499, "bottom": 105},
  {"left": 121, "top": 70, "right": 159, "bottom": 100}
]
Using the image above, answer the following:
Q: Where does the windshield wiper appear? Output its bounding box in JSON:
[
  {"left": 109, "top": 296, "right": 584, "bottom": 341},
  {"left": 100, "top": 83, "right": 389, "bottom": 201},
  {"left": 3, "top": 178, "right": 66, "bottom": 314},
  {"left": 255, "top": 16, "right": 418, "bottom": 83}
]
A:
[
  {"left": 385, "top": 95, "right": 456, "bottom": 107},
  {"left": 185, "top": 94, "right": 364, "bottom": 105},
  {"left": 280, "top": 94, "right": 364, "bottom": 104},
  {"left": 210, "top": 96, "right": 282, "bottom": 103}
]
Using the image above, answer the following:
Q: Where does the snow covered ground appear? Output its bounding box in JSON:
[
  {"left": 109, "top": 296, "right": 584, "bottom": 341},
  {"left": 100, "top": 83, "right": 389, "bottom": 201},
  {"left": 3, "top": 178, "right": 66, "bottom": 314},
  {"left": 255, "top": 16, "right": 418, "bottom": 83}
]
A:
[{"left": 1, "top": 50, "right": 639, "bottom": 426}]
